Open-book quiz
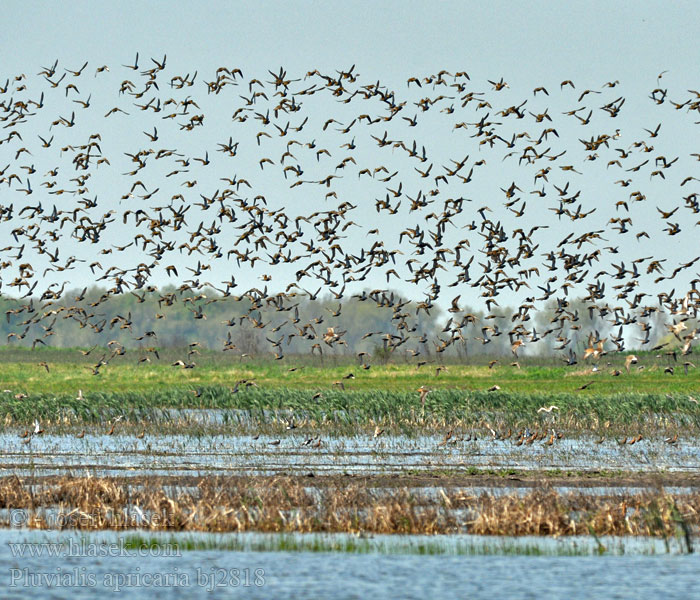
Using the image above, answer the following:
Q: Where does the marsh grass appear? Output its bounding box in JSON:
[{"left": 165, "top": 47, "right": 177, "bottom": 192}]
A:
[{"left": 2, "top": 385, "right": 699, "bottom": 438}]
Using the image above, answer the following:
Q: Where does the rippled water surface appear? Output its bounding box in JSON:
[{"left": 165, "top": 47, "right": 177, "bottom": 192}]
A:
[{"left": 1, "top": 429, "right": 698, "bottom": 477}]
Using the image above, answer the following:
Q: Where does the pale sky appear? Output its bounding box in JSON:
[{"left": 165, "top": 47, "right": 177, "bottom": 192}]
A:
[
  {"left": 4, "top": 2, "right": 697, "bottom": 80},
  {"left": 1, "top": 1, "right": 699, "bottom": 316}
]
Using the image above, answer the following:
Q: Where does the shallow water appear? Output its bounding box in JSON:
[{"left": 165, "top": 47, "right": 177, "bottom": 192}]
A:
[
  {"left": 0, "top": 430, "right": 698, "bottom": 478},
  {"left": 1, "top": 530, "right": 698, "bottom": 599}
]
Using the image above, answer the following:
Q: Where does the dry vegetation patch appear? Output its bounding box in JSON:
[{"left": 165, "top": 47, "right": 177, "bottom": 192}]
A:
[{"left": 0, "top": 476, "right": 698, "bottom": 540}]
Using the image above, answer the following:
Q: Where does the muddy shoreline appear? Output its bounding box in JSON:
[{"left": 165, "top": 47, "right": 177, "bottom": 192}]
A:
[{"left": 5, "top": 469, "right": 700, "bottom": 489}]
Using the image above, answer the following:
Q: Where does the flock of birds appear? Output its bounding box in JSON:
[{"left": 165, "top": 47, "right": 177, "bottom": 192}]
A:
[{"left": 0, "top": 56, "right": 699, "bottom": 374}]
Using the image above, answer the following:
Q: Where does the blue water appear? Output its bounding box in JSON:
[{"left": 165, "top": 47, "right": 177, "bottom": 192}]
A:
[{"left": 1, "top": 530, "right": 698, "bottom": 599}]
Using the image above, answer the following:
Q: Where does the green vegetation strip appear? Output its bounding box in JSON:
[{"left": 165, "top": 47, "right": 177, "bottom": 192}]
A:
[
  {"left": 0, "top": 349, "right": 698, "bottom": 430},
  {"left": 119, "top": 532, "right": 677, "bottom": 556},
  {"left": 2, "top": 386, "right": 700, "bottom": 430}
]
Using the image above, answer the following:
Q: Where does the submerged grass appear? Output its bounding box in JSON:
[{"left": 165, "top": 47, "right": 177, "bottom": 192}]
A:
[
  {"left": 12, "top": 530, "right": 683, "bottom": 557},
  {"left": 118, "top": 531, "right": 680, "bottom": 556}
]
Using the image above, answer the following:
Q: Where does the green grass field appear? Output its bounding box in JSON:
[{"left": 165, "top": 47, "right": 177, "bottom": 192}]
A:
[
  {"left": 0, "top": 346, "right": 698, "bottom": 432},
  {"left": 0, "top": 345, "right": 696, "bottom": 394}
]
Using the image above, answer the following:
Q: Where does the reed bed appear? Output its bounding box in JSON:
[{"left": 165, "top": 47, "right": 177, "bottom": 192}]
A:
[{"left": 0, "top": 476, "right": 697, "bottom": 543}]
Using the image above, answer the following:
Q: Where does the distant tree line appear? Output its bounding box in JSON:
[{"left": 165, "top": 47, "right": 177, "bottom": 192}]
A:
[{"left": 0, "top": 286, "right": 690, "bottom": 360}]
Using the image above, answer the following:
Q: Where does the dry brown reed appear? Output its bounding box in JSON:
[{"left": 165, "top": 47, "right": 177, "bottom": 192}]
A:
[{"left": 0, "top": 476, "right": 698, "bottom": 537}]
